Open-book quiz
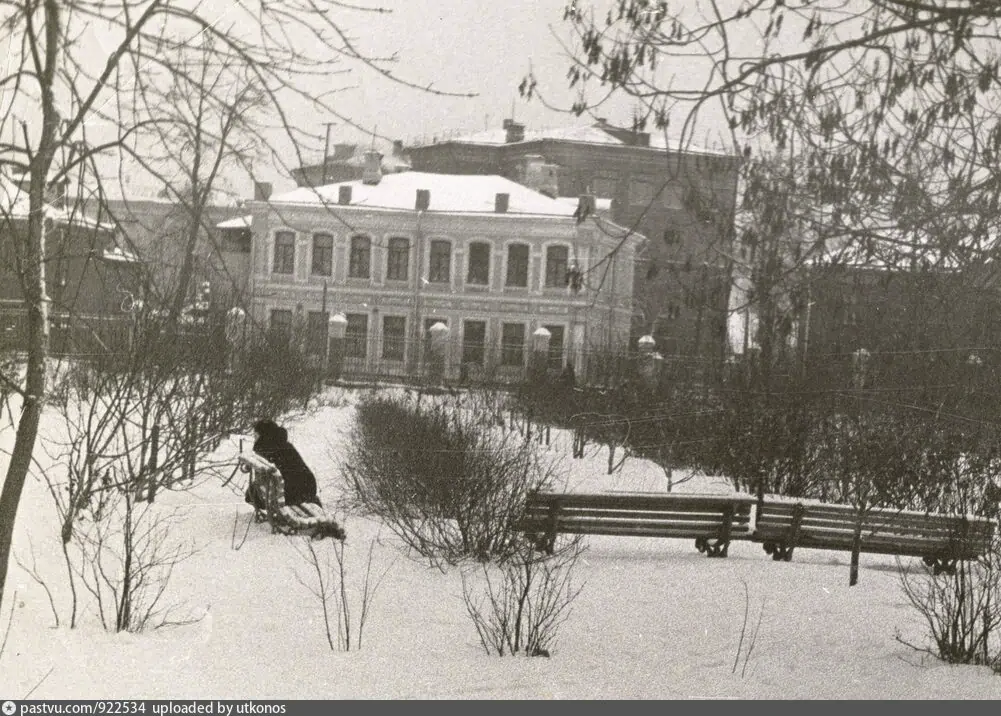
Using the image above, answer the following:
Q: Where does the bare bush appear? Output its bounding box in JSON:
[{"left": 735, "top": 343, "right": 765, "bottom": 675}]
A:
[
  {"left": 74, "top": 481, "right": 200, "bottom": 633},
  {"left": 898, "top": 550, "right": 1001, "bottom": 671},
  {"left": 461, "top": 537, "right": 585, "bottom": 657},
  {"left": 291, "top": 534, "right": 393, "bottom": 651},
  {"left": 341, "top": 391, "right": 563, "bottom": 568}
]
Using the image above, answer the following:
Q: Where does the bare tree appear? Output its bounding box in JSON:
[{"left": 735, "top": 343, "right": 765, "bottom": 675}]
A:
[{"left": 0, "top": 0, "right": 473, "bottom": 616}]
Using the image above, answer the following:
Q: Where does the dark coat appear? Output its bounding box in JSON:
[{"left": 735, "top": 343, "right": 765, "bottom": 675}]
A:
[{"left": 253, "top": 420, "right": 320, "bottom": 507}]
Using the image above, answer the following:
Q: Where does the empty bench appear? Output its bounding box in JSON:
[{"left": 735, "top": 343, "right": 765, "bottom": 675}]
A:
[
  {"left": 752, "top": 499, "right": 995, "bottom": 574},
  {"left": 517, "top": 491, "right": 758, "bottom": 557},
  {"left": 238, "top": 452, "right": 346, "bottom": 541}
]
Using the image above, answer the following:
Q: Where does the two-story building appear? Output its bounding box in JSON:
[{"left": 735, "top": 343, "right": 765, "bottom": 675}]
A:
[{"left": 243, "top": 154, "right": 645, "bottom": 383}]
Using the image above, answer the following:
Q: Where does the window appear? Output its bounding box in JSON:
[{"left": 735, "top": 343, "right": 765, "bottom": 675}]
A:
[
  {"left": 269, "top": 309, "right": 293, "bottom": 344},
  {"left": 544, "top": 324, "right": 565, "bottom": 370},
  {"left": 545, "top": 245, "right": 569, "bottom": 288},
  {"left": 500, "top": 323, "right": 526, "bottom": 366},
  {"left": 386, "top": 237, "right": 409, "bottom": 281},
  {"left": 382, "top": 316, "right": 406, "bottom": 361},
  {"left": 429, "top": 240, "right": 451, "bottom": 283},
  {"left": 272, "top": 232, "right": 295, "bottom": 274},
  {"left": 306, "top": 311, "right": 329, "bottom": 356},
  {"left": 467, "top": 241, "right": 490, "bottom": 285},
  {"left": 345, "top": 313, "right": 368, "bottom": 358},
  {"left": 348, "top": 235, "right": 371, "bottom": 279},
  {"left": 311, "top": 233, "right": 333, "bottom": 277},
  {"left": 461, "top": 320, "right": 487, "bottom": 365},
  {"left": 505, "top": 244, "right": 529, "bottom": 288}
]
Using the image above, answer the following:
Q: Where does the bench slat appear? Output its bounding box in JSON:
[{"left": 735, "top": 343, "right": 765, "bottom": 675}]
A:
[{"left": 523, "top": 507, "right": 751, "bottom": 523}]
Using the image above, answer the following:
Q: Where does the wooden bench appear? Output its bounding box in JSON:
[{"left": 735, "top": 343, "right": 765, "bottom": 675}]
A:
[
  {"left": 238, "top": 452, "right": 346, "bottom": 541},
  {"left": 516, "top": 491, "right": 758, "bottom": 558},
  {"left": 752, "top": 499, "right": 995, "bottom": 574}
]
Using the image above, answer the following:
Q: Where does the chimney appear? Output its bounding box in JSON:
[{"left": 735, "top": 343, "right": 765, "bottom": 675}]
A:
[
  {"left": 415, "top": 188, "right": 430, "bottom": 211},
  {"left": 254, "top": 181, "right": 273, "bottom": 201},
  {"left": 575, "top": 194, "right": 596, "bottom": 224},
  {"left": 362, "top": 149, "right": 383, "bottom": 185},
  {"left": 494, "top": 192, "right": 509, "bottom": 213},
  {"left": 338, "top": 185, "right": 352, "bottom": 205},
  {"left": 505, "top": 121, "right": 525, "bottom": 144}
]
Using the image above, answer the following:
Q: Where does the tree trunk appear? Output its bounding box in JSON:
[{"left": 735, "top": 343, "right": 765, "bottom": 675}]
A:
[
  {"left": 849, "top": 512, "right": 864, "bottom": 587},
  {"left": 0, "top": 0, "right": 61, "bottom": 616}
]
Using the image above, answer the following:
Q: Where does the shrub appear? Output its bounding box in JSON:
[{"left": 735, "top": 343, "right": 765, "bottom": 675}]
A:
[
  {"left": 341, "top": 391, "right": 561, "bottom": 567},
  {"left": 461, "top": 537, "right": 585, "bottom": 657},
  {"left": 898, "top": 545, "right": 1001, "bottom": 671}
]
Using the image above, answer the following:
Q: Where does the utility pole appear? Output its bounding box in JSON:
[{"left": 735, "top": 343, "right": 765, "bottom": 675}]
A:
[{"left": 322, "top": 122, "right": 335, "bottom": 185}]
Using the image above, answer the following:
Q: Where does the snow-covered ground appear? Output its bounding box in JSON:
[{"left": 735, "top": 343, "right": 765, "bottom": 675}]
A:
[{"left": 2, "top": 387, "right": 1000, "bottom": 700}]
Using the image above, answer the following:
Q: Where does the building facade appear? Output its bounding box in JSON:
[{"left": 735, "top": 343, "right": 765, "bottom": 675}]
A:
[
  {"left": 0, "top": 175, "right": 143, "bottom": 355},
  {"left": 243, "top": 165, "right": 644, "bottom": 383},
  {"left": 403, "top": 120, "right": 741, "bottom": 370}
]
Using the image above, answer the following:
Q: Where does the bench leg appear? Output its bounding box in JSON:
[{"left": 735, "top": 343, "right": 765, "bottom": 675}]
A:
[
  {"left": 923, "top": 556, "right": 958, "bottom": 576},
  {"left": 763, "top": 541, "right": 795, "bottom": 562},
  {"left": 695, "top": 537, "right": 730, "bottom": 558}
]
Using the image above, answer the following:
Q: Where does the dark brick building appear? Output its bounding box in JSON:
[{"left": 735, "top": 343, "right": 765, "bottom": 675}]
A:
[{"left": 400, "top": 119, "right": 741, "bottom": 369}]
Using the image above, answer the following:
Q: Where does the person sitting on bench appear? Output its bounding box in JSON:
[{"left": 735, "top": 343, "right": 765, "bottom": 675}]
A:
[{"left": 249, "top": 419, "right": 321, "bottom": 508}]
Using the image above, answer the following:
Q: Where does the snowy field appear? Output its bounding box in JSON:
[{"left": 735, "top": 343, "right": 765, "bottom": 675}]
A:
[{"left": 2, "top": 387, "right": 1001, "bottom": 700}]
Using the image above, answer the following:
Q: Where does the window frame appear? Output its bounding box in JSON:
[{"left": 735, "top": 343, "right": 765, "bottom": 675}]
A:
[
  {"left": 466, "top": 241, "right": 491, "bottom": 286},
  {"left": 428, "top": 239, "right": 451, "bottom": 284},
  {"left": 381, "top": 315, "right": 407, "bottom": 361},
  {"left": 348, "top": 235, "right": 372, "bottom": 279},
  {"left": 344, "top": 313, "right": 369, "bottom": 358},
  {"left": 269, "top": 308, "right": 293, "bottom": 344},
  {"left": 505, "top": 243, "right": 529, "bottom": 288},
  {"left": 311, "top": 233, "right": 333, "bottom": 277},
  {"left": 500, "top": 322, "right": 526, "bottom": 367},
  {"left": 386, "top": 236, "right": 410, "bottom": 282},
  {"left": 461, "top": 319, "right": 487, "bottom": 365},
  {"left": 543, "top": 323, "right": 566, "bottom": 370},
  {"left": 272, "top": 231, "right": 295, "bottom": 275},
  {"left": 544, "top": 245, "right": 569, "bottom": 289}
]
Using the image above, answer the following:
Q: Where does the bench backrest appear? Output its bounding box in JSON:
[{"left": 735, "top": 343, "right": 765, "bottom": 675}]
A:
[
  {"left": 520, "top": 491, "right": 758, "bottom": 539},
  {"left": 756, "top": 499, "right": 996, "bottom": 556}
]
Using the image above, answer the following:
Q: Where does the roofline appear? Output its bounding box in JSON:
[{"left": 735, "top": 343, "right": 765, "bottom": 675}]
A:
[
  {"left": 407, "top": 137, "right": 740, "bottom": 161},
  {"left": 250, "top": 198, "right": 578, "bottom": 221}
]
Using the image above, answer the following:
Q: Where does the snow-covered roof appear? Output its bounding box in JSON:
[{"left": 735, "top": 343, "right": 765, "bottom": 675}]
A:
[
  {"left": 267, "top": 172, "right": 578, "bottom": 217},
  {"left": 217, "top": 214, "right": 252, "bottom": 229},
  {"left": 453, "top": 125, "right": 625, "bottom": 146},
  {"left": 0, "top": 174, "right": 117, "bottom": 231},
  {"left": 556, "top": 196, "right": 613, "bottom": 213},
  {"left": 101, "top": 246, "right": 142, "bottom": 263},
  {"left": 413, "top": 123, "right": 736, "bottom": 158}
]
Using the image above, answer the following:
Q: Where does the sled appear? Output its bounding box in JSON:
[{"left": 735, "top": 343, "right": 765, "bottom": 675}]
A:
[{"left": 237, "top": 451, "right": 346, "bottom": 541}]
